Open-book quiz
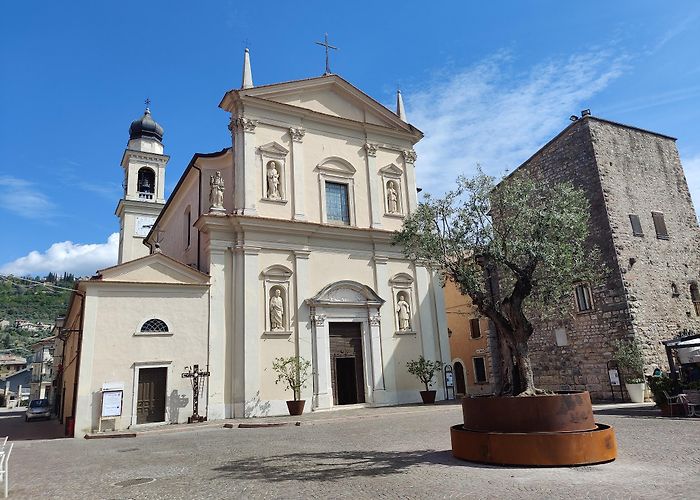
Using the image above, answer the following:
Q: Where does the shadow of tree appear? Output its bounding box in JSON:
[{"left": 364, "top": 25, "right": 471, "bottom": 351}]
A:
[{"left": 212, "top": 449, "right": 491, "bottom": 482}]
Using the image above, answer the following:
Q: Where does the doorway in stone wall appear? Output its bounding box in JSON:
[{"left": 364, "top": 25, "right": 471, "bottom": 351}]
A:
[{"left": 329, "top": 322, "right": 365, "bottom": 405}]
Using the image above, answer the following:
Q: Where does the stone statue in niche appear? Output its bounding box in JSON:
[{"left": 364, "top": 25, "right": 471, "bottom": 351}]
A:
[
  {"left": 387, "top": 181, "right": 399, "bottom": 213},
  {"left": 209, "top": 171, "right": 225, "bottom": 211},
  {"left": 396, "top": 293, "right": 411, "bottom": 331},
  {"left": 269, "top": 288, "right": 285, "bottom": 331},
  {"left": 266, "top": 161, "right": 281, "bottom": 199}
]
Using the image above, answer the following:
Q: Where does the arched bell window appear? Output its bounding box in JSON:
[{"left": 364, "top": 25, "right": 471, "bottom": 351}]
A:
[
  {"left": 137, "top": 167, "right": 156, "bottom": 199},
  {"left": 140, "top": 318, "right": 169, "bottom": 333}
]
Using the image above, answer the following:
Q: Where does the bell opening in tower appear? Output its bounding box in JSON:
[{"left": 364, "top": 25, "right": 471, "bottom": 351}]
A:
[{"left": 137, "top": 167, "right": 156, "bottom": 200}]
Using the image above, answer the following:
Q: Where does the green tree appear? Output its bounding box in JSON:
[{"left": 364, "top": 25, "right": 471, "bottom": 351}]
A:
[{"left": 394, "top": 172, "right": 600, "bottom": 396}]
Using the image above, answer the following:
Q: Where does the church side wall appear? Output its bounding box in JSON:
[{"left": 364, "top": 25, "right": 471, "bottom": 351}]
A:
[
  {"left": 510, "top": 120, "right": 633, "bottom": 400},
  {"left": 589, "top": 120, "right": 700, "bottom": 370}
]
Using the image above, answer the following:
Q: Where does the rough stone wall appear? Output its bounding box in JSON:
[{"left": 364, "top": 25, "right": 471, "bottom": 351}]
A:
[
  {"left": 589, "top": 119, "right": 700, "bottom": 372},
  {"left": 510, "top": 119, "right": 634, "bottom": 400}
]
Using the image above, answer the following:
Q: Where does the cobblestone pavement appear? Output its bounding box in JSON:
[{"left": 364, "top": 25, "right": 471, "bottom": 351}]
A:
[{"left": 5, "top": 403, "right": 699, "bottom": 499}]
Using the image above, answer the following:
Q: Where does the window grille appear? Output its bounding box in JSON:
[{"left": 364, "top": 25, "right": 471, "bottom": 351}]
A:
[
  {"left": 140, "top": 319, "right": 169, "bottom": 333},
  {"left": 325, "top": 182, "right": 350, "bottom": 224},
  {"left": 574, "top": 284, "right": 593, "bottom": 312}
]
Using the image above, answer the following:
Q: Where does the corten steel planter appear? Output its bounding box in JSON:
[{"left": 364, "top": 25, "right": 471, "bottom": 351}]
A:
[
  {"left": 286, "top": 400, "right": 306, "bottom": 416},
  {"left": 451, "top": 391, "right": 617, "bottom": 466},
  {"left": 420, "top": 390, "right": 437, "bottom": 404}
]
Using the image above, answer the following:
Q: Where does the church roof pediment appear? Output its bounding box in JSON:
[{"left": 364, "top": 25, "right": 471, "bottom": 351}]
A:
[
  {"left": 95, "top": 253, "right": 209, "bottom": 285},
  {"left": 307, "top": 280, "right": 384, "bottom": 307},
  {"left": 221, "top": 75, "right": 422, "bottom": 136}
]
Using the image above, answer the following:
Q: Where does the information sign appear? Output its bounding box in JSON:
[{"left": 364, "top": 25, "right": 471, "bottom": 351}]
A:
[
  {"left": 101, "top": 390, "right": 123, "bottom": 417},
  {"left": 608, "top": 369, "right": 621, "bottom": 387}
]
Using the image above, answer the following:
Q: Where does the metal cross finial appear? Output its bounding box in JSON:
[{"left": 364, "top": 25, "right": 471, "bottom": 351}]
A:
[
  {"left": 144, "top": 98, "right": 151, "bottom": 112},
  {"left": 315, "top": 33, "right": 338, "bottom": 75}
]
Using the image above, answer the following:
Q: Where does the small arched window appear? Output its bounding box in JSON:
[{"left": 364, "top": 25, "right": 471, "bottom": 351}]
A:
[{"left": 140, "top": 318, "right": 169, "bottom": 333}]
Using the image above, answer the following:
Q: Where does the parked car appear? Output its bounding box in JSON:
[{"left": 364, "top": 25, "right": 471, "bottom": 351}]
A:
[{"left": 25, "top": 399, "right": 51, "bottom": 421}]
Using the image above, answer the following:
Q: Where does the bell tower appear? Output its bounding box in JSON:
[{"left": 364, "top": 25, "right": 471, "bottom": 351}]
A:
[{"left": 116, "top": 102, "right": 169, "bottom": 264}]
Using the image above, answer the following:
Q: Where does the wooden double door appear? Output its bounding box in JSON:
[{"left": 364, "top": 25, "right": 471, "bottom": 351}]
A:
[
  {"left": 136, "top": 367, "right": 167, "bottom": 424},
  {"left": 329, "top": 322, "right": 366, "bottom": 405}
]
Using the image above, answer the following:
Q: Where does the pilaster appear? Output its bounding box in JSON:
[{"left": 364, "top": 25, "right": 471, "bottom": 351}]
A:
[
  {"left": 206, "top": 239, "right": 229, "bottom": 419},
  {"left": 293, "top": 249, "right": 313, "bottom": 400},
  {"left": 311, "top": 312, "right": 332, "bottom": 409},
  {"left": 403, "top": 149, "right": 418, "bottom": 214},
  {"left": 365, "top": 143, "right": 382, "bottom": 228},
  {"left": 290, "top": 127, "right": 307, "bottom": 220},
  {"left": 414, "top": 263, "right": 437, "bottom": 362},
  {"left": 373, "top": 255, "right": 395, "bottom": 397},
  {"left": 230, "top": 117, "right": 258, "bottom": 216}
]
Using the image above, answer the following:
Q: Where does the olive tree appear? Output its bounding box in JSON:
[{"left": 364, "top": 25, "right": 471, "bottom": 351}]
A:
[{"left": 394, "top": 172, "right": 600, "bottom": 396}]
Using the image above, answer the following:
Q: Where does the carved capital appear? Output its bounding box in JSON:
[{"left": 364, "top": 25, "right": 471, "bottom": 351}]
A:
[
  {"left": 402, "top": 149, "right": 417, "bottom": 163},
  {"left": 289, "top": 127, "right": 306, "bottom": 142},
  {"left": 369, "top": 314, "right": 381, "bottom": 326},
  {"left": 364, "top": 143, "right": 378, "bottom": 157},
  {"left": 231, "top": 117, "right": 258, "bottom": 133},
  {"left": 312, "top": 314, "right": 326, "bottom": 327}
]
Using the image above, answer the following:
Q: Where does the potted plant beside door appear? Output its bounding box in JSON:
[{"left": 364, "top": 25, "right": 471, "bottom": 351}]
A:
[
  {"left": 613, "top": 339, "right": 646, "bottom": 403},
  {"left": 407, "top": 355, "right": 443, "bottom": 404},
  {"left": 272, "top": 355, "right": 312, "bottom": 415}
]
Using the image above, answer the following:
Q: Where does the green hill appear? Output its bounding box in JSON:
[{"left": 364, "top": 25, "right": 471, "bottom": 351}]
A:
[{"left": 0, "top": 273, "right": 75, "bottom": 356}]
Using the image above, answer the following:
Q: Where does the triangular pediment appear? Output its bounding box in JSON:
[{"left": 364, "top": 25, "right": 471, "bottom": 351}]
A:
[
  {"left": 232, "top": 75, "right": 418, "bottom": 134},
  {"left": 258, "top": 141, "right": 289, "bottom": 158},
  {"left": 96, "top": 254, "right": 209, "bottom": 285},
  {"left": 379, "top": 163, "right": 403, "bottom": 177}
]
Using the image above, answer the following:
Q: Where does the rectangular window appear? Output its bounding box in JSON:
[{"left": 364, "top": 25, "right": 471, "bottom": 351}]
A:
[
  {"left": 470, "top": 318, "right": 481, "bottom": 339},
  {"left": 473, "top": 357, "right": 487, "bottom": 383},
  {"left": 325, "top": 182, "right": 350, "bottom": 224},
  {"left": 652, "top": 212, "right": 668, "bottom": 240},
  {"left": 574, "top": 284, "right": 593, "bottom": 312},
  {"left": 629, "top": 214, "right": 643, "bottom": 237},
  {"left": 184, "top": 208, "right": 191, "bottom": 248}
]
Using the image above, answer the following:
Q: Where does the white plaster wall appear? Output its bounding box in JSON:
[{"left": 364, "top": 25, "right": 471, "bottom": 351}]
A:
[{"left": 75, "top": 284, "right": 209, "bottom": 433}]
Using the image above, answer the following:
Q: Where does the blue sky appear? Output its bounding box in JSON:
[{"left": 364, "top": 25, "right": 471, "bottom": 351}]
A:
[{"left": 1, "top": 1, "right": 700, "bottom": 276}]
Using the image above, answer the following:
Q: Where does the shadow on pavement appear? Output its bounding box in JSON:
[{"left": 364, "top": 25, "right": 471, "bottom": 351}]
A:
[
  {"left": 593, "top": 404, "right": 696, "bottom": 420},
  {"left": 213, "top": 449, "right": 499, "bottom": 482},
  {"left": 0, "top": 409, "right": 67, "bottom": 441}
]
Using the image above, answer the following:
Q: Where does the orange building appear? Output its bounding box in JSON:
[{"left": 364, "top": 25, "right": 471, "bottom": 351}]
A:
[{"left": 444, "top": 281, "right": 494, "bottom": 396}]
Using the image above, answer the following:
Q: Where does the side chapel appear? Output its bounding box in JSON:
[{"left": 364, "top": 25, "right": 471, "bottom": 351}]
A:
[{"left": 59, "top": 49, "right": 450, "bottom": 434}]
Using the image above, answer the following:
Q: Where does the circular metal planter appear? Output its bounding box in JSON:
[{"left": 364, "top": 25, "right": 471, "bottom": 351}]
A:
[{"left": 451, "top": 391, "right": 617, "bottom": 466}]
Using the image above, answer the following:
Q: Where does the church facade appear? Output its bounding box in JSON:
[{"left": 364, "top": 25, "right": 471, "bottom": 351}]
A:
[{"left": 58, "top": 52, "right": 450, "bottom": 434}]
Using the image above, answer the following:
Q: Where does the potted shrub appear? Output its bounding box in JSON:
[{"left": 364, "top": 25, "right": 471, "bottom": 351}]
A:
[
  {"left": 272, "top": 355, "right": 312, "bottom": 415},
  {"left": 613, "top": 339, "right": 646, "bottom": 403},
  {"left": 647, "top": 374, "right": 675, "bottom": 415},
  {"left": 407, "top": 355, "right": 443, "bottom": 404}
]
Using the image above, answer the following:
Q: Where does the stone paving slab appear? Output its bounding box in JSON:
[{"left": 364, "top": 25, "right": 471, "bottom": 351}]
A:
[{"left": 5, "top": 402, "right": 699, "bottom": 499}]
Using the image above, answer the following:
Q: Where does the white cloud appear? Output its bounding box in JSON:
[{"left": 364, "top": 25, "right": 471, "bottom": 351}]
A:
[
  {"left": 682, "top": 154, "right": 700, "bottom": 216},
  {"left": 0, "top": 176, "right": 56, "bottom": 219},
  {"left": 406, "top": 50, "right": 626, "bottom": 194},
  {"left": 0, "top": 233, "right": 119, "bottom": 278}
]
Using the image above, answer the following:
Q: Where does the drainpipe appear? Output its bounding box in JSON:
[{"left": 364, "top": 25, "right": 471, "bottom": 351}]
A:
[{"left": 192, "top": 164, "right": 203, "bottom": 271}]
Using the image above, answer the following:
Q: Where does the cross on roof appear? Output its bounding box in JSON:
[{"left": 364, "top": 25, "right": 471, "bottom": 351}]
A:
[
  {"left": 315, "top": 33, "right": 338, "bottom": 75},
  {"left": 144, "top": 98, "right": 151, "bottom": 112}
]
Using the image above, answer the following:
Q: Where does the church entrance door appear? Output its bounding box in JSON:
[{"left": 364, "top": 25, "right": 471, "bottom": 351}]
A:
[
  {"left": 329, "top": 322, "right": 365, "bottom": 405},
  {"left": 136, "top": 367, "right": 167, "bottom": 424}
]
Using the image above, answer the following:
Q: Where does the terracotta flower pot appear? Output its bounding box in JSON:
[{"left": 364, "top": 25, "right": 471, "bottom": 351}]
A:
[
  {"left": 286, "top": 400, "right": 306, "bottom": 415},
  {"left": 420, "top": 390, "right": 436, "bottom": 404}
]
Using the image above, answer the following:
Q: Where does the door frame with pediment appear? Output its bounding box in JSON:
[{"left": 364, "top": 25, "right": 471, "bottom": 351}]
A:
[{"left": 306, "top": 280, "right": 385, "bottom": 410}]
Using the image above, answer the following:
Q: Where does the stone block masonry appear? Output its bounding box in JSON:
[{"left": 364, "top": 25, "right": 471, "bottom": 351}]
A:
[{"left": 510, "top": 116, "right": 700, "bottom": 400}]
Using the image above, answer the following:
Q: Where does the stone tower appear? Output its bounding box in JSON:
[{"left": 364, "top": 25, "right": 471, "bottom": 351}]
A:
[
  {"left": 116, "top": 104, "right": 169, "bottom": 264},
  {"left": 508, "top": 115, "right": 700, "bottom": 400}
]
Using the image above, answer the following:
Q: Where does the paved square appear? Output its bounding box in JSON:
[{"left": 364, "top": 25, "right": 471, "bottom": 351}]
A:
[{"left": 4, "top": 403, "right": 699, "bottom": 499}]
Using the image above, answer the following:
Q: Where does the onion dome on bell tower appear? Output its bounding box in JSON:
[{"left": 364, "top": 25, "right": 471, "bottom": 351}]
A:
[{"left": 129, "top": 99, "right": 164, "bottom": 143}]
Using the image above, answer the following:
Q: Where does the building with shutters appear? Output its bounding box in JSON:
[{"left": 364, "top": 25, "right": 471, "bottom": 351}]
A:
[
  {"left": 502, "top": 114, "right": 700, "bottom": 400},
  {"left": 57, "top": 49, "right": 450, "bottom": 435}
]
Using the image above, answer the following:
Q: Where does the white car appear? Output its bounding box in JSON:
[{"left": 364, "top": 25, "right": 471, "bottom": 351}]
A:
[{"left": 25, "top": 399, "right": 51, "bottom": 421}]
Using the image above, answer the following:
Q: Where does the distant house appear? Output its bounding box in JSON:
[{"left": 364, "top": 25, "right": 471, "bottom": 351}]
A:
[
  {"left": 0, "top": 354, "right": 28, "bottom": 377},
  {"left": 30, "top": 337, "right": 55, "bottom": 402},
  {"left": 1, "top": 367, "right": 31, "bottom": 406}
]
